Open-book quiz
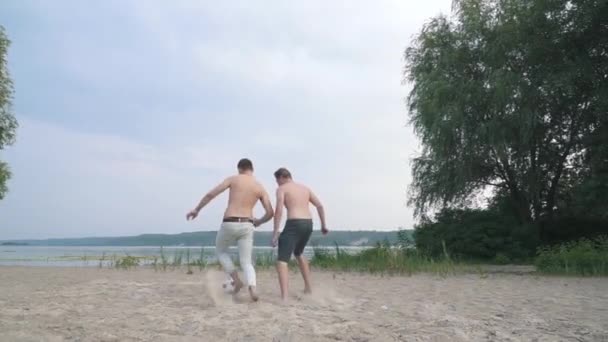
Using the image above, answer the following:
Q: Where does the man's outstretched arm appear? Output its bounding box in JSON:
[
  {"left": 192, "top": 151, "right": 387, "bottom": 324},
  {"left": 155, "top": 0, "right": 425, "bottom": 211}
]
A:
[
  {"left": 186, "top": 178, "right": 231, "bottom": 220},
  {"left": 254, "top": 189, "right": 274, "bottom": 227},
  {"left": 309, "top": 190, "right": 328, "bottom": 235}
]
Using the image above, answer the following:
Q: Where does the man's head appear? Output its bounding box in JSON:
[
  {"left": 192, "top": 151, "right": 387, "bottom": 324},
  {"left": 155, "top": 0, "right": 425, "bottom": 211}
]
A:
[
  {"left": 237, "top": 158, "right": 254, "bottom": 174},
  {"left": 274, "top": 167, "right": 292, "bottom": 185}
]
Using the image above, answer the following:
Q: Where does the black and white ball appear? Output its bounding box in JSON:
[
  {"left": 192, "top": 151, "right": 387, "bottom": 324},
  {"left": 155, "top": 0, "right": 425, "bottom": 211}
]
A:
[{"left": 222, "top": 278, "right": 235, "bottom": 293}]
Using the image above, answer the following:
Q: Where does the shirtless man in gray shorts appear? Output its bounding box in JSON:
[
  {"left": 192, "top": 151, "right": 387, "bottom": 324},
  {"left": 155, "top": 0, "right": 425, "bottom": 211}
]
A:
[{"left": 271, "top": 168, "right": 328, "bottom": 301}]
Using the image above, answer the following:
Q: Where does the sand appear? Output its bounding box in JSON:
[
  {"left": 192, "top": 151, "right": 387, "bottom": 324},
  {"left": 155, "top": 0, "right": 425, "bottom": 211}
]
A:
[{"left": 0, "top": 266, "right": 607, "bottom": 341}]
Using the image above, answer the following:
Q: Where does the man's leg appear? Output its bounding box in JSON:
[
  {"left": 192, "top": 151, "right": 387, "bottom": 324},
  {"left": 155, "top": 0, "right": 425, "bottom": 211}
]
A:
[
  {"left": 276, "top": 228, "right": 295, "bottom": 301},
  {"left": 295, "top": 255, "right": 312, "bottom": 294},
  {"left": 216, "top": 224, "right": 243, "bottom": 293},
  {"left": 237, "top": 224, "right": 258, "bottom": 302},
  {"left": 293, "top": 221, "right": 314, "bottom": 294},
  {"left": 276, "top": 261, "right": 289, "bottom": 301}
]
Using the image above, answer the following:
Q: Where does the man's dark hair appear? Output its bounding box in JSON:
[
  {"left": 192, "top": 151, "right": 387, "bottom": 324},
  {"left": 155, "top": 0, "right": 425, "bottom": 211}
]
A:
[
  {"left": 274, "top": 167, "right": 292, "bottom": 179},
  {"left": 237, "top": 158, "right": 254, "bottom": 171}
]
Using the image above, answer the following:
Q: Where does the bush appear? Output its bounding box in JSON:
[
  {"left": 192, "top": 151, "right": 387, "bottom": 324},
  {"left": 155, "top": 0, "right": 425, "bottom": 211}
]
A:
[
  {"left": 114, "top": 255, "right": 140, "bottom": 269},
  {"left": 493, "top": 253, "right": 511, "bottom": 265},
  {"left": 538, "top": 216, "right": 608, "bottom": 245},
  {"left": 535, "top": 235, "right": 608, "bottom": 276},
  {"left": 413, "top": 208, "right": 538, "bottom": 262}
]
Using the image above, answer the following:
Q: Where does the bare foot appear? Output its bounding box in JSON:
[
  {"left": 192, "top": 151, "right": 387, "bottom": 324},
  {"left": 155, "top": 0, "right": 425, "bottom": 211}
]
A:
[
  {"left": 303, "top": 288, "right": 312, "bottom": 295},
  {"left": 248, "top": 286, "right": 259, "bottom": 302}
]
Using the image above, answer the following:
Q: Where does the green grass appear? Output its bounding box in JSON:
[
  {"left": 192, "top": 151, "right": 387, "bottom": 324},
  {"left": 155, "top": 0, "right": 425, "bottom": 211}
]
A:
[
  {"left": 535, "top": 235, "right": 608, "bottom": 276},
  {"left": 26, "top": 244, "right": 464, "bottom": 276},
  {"left": 98, "top": 252, "right": 106, "bottom": 269},
  {"left": 84, "top": 247, "right": 211, "bottom": 273},
  {"left": 172, "top": 249, "right": 183, "bottom": 268},
  {"left": 145, "top": 247, "right": 208, "bottom": 273},
  {"left": 253, "top": 251, "right": 299, "bottom": 270},
  {"left": 192, "top": 247, "right": 207, "bottom": 271},
  {"left": 185, "top": 248, "right": 193, "bottom": 274},
  {"left": 160, "top": 246, "right": 168, "bottom": 271},
  {"left": 65, "top": 238, "right": 608, "bottom": 278},
  {"left": 113, "top": 255, "right": 140, "bottom": 269},
  {"left": 310, "top": 242, "right": 462, "bottom": 276},
  {"left": 254, "top": 251, "right": 275, "bottom": 268}
]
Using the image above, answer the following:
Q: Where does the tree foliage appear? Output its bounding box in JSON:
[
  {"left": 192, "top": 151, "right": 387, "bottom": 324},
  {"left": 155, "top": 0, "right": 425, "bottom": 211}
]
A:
[
  {"left": 403, "top": 0, "right": 608, "bottom": 223},
  {"left": 413, "top": 206, "right": 538, "bottom": 261},
  {"left": 0, "top": 26, "right": 17, "bottom": 200}
]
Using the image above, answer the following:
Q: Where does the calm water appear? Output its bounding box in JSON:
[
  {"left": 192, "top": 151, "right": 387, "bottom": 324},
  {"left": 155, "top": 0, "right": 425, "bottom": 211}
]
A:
[{"left": 0, "top": 246, "right": 367, "bottom": 267}]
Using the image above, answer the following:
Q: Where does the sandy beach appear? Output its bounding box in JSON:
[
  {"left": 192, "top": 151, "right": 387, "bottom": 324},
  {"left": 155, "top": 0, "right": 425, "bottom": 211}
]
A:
[{"left": 1, "top": 266, "right": 607, "bottom": 341}]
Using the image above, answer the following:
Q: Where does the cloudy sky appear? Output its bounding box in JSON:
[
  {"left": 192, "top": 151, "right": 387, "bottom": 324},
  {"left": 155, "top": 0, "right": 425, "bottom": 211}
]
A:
[{"left": 0, "top": 0, "right": 452, "bottom": 239}]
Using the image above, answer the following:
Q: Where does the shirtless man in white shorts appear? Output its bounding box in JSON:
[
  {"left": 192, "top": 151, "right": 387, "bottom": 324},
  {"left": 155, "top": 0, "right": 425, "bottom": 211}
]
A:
[{"left": 187, "top": 158, "right": 273, "bottom": 301}]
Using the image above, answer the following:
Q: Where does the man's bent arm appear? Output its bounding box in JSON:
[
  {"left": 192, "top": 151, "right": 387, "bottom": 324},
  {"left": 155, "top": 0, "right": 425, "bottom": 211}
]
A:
[
  {"left": 194, "top": 178, "right": 231, "bottom": 212},
  {"left": 273, "top": 188, "right": 285, "bottom": 234},
  {"left": 309, "top": 190, "right": 327, "bottom": 229},
  {"left": 254, "top": 190, "right": 274, "bottom": 227}
]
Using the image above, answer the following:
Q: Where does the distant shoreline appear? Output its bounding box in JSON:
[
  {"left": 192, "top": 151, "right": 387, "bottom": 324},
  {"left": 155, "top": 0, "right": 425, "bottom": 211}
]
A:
[{"left": 0, "top": 229, "right": 412, "bottom": 248}]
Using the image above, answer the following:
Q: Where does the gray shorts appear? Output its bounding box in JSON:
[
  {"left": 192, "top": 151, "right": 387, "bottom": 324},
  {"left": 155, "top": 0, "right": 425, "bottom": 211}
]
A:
[{"left": 277, "top": 219, "right": 313, "bottom": 263}]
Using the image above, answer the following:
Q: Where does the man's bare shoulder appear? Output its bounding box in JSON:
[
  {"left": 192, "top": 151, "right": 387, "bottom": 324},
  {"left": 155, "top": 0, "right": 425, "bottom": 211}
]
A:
[
  {"left": 253, "top": 179, "right": 269, "bottom": 197},
  {"left": 229, "top": 174, "right": 253, "bottom": 184},
  {"left": 295, "top": 182, "right": 312, "bottom": 193},
  {"left": 278, "top": 183, "right": 293, "bottom": 192},
  {"left": 280, "top": 182, "right": 308, "bottom": 196}
]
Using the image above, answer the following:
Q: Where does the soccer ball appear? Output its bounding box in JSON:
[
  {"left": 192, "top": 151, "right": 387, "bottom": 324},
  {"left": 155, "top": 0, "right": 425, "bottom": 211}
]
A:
[{"left": 221, "top": 278, "right": 235, "bottom": 293}]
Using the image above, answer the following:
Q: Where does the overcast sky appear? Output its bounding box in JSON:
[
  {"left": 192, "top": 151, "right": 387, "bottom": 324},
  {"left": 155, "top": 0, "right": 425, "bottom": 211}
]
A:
[{"left": 0, "top": 0, "right": 452, "bottom": 239}]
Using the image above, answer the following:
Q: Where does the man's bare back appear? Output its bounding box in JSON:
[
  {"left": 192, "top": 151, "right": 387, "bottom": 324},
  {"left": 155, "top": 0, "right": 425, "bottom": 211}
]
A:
[
  {"left": 186, "top": 174, "right": 272, "bottom": 226},
  {"left": 278, "top": 182, "right": 317, "bottom": 220},
  {"left": 223, "top": 174, "right": 268, "bottom": 219},
  {"left": 273, "top": 171, "right": 328, "bottom": 240}
]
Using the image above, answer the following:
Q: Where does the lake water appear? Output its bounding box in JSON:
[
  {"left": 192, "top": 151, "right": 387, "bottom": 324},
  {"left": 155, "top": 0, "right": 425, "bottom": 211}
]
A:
[{"left": 0, "top": 246, "right": 367, "bottom": 267}]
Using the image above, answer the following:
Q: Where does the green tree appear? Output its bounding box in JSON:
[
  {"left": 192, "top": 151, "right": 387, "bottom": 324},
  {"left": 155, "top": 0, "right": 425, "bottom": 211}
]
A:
[
  {"left": 562, "top": 113, "right": 608, "bottom": 220},
  {"left": 403, "top": 0, "right": 608, "bottom": 223},
  {"left": 0, "top": 26, "right": 17, "bottom": 200}
]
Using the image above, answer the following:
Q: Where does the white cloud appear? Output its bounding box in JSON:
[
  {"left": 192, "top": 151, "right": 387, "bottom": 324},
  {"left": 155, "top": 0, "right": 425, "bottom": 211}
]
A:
[
  {"left": 0, "top": 0, "right": 455, "bottom": 239},
  {"left": 0, "top": 114, "right": 415, "bottom": 238},
  {"left": 0, "top": 118, "right": 235, "bottom": 238}
]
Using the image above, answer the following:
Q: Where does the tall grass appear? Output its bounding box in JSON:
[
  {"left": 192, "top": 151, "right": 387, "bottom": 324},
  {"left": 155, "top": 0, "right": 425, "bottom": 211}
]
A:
[
  {"left": 98, "top": 252, "right": 106, "bottom": 269},
  {"left": 148, "top": 247, "right": 207, "bottom": 272},
  {"left": 172, "top": 249, "right": 183, "bottom": 268},
  {"left": 114, "top": 255, "right": 140, "bottom": 269},
  {"left": 74, "top": 234, "right": 608, "bottom": 277},
  {"left": 160, "top": 246, "right": 168, "bottom": 271},
  {"left": 87, "top": 241, "right": 462, "bottom": 276},
  {"left": 152, "top": 256, "right": 159, "bottom": 271},
  {"left": 193, "top": 247, "right": 207, "bottom": 271},
  {"left": 535, "top": 235, "right": 608, "bottom": 276},
  {"left": 255, "top": 251, "right": 276, "bottom": 268},
  {"left": 186, "top": 249, "right": 193, "bottom": 274},
  {"left": 311, "top": 242, "right": 460, "bottom": 276}
]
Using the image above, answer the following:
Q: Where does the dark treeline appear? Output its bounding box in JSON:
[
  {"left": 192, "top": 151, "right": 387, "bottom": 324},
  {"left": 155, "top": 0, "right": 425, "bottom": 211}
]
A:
[{"left": 404, "top": 0, "right": 608, "bottom": 263}]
